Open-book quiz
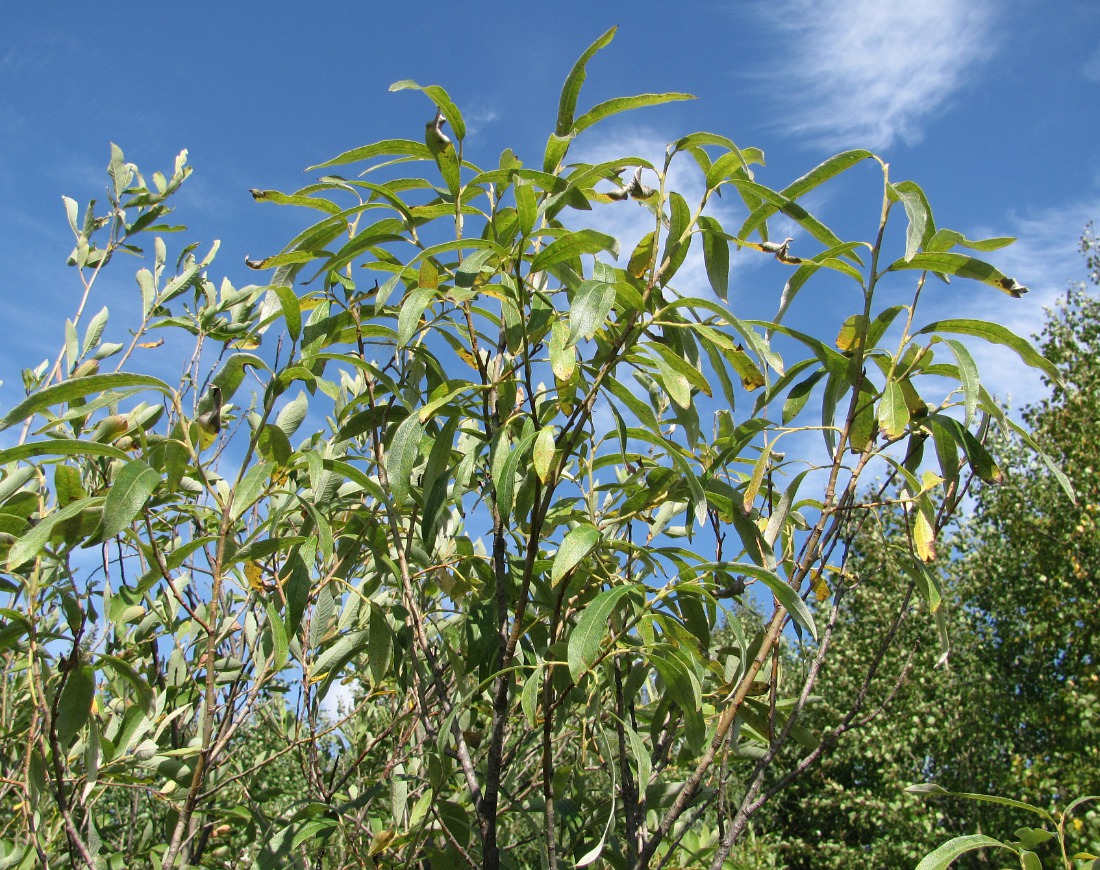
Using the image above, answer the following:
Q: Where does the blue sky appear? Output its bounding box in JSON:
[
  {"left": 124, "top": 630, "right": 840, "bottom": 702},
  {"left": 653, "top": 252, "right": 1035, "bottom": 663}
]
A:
[{"left": 2, "top": 0, "right": 1099, "bottom": 412}]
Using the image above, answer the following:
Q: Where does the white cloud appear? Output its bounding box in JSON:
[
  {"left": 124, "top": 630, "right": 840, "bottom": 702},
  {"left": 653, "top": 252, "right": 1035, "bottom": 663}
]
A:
[{"left": 757, "top": 0, "right": 997, "bottom": 150}]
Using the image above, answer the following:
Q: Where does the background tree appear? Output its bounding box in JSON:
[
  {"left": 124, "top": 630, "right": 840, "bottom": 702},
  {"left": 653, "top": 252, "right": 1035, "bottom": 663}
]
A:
[
  {"left": 0, "top": 29, "right": 1058, "bottom": 870},
  {"left": 762, "top": 228, "right": 1100, "bottom": 869}
]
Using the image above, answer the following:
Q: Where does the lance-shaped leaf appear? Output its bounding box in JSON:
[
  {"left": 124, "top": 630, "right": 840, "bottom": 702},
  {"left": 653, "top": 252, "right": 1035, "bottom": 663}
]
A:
[
  {"left": 889, "top": 180, "right": 936, "bottom": 261},
  {"left": 914, "top": 835, "right": 1015, "bottom": 870},
  {"left": 739, "top": 150, "right": 873, "bottom": 255},
  {"left": 878, "top": 379, "right": 910, "bottom": 439},
  {"left": 697, "top": 215, "right": 730, "bottom": 300},
  {"left": 533, "top": 427, "right": 556, "bottom": 483},
  {"left": 888, "top": 253, "right": 1028, "bottom": 297},
  {"left": 55, "top": 664, "right": 96, "bottom": 743},
  {"left": 552, "top": 523, "right": 601, "bottom": 586},
  {"left": 567, "top": 279, "right": 616, "bottom": 346},
  {"left": 307, "top": 139, "right": 432, "bottom": 172},
  {"left": 915, "top": 318, "right": 1060, "bottom": 385},
  {"left": 555, "top": 27, "right": 617, "bottom": 136},
  {"left": 386, "top": 415, "right": 424, "bottom": 505},
  {"left": 521, "top": 667, "right": 542, "bottom": 728},
  {"left": 0, "top": 373, "right": 173, "bottom": 431},
  {"left": 739, "top": 563, "right": 818, "bottom": 641},
  {"left": 627, "top": 231, "right": 657, "bottom": 279},
  {"left": 7, "top": 497, "right": 103, "bottom": 570},
  {"left": 574, "top": 93, "right": 695, "bottom": 137},
  {"left": 531, "top": 229, "right": 619, "bottom": 273},
  {"left": 567, "top": 583, "right": 637, "bottom": 681},
  {"left": 0, "top": 439, "right": 131, "bottom": 464},
  {"left": 230, "top": 462, "right": 275, "bottom": 522},
  {"left": 101, "top": 460, "right": 160, "bottom": 540}
]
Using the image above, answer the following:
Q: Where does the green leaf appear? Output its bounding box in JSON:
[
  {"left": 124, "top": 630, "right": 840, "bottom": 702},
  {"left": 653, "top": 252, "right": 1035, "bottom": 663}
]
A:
[
  {"left": 890, "top": 180, "right": 935, "bottom": 261},
  {"left": 368, "top": 607, "right": 393, "bottom": 687},
  {"left": 567, "top": 584, "right": 636, "bottom": 681},
  {"left": 82, "top": 306, "right": 109, "bottom": 355},
  {"left": 7, "top": 497, "right": 102, "bottom": 570},
  {"left": 624, "top": 722, "right": 651, "bottom": 798},
  {"left": 650, "top": 652, "right": 702, "bottom": 715},
  {"left": 230, "top": 462, "right": 275, "bottom": 522},
  {"left": 555, "top": 27, "right": 617, "bottom": 137},
  {"left": 567, "top": 280, "right": 616, "bottom": 346},
  {"left": 782, "top": 371, "right": 825, "bottom": 425},
  {"left": 877, "top": 379, "right": 910, "bottom": 439},
  {"left": 264, "top": 600, "right": 289, "bottom": 672},
  {"left": 698, "top": 215, "right": 729, "bottom": 300},
  {"left": 745, "top": 564, "right": 818, "bottom": 641},
  {"left": 56, "top": 664, "right": 95, "bottom": 743},
  {"left": 275, "top": 389, "right": 309, "bottom": 437},
  {"left": 521, "top": 667, "right": 541, "bottom": 728},
  {"left": 739, "top": 150, "right": 873, "bottom": 251},
  {"left": 389, "top": 80, "right": 466, "bottom": 141},
  {"left": 0, "top": 373, "right": 173, "bottom": 431},
  {"left": 572, "top": 92, "right": 695, "bottom": 136},
  {"left": 552, "top": 523, "right": 601, "bottom": 586},
  {"left": 249, "top": 188, "right": 343, "bottom": 215},
  {"left": 936, "top": 338, "right": 979, "bottom": 425},
  {"left": 269, "top": 285, "right": 301, "bottom": 341},
  {"left": 99, "top": 653, "right": 154, "bottom": 713},
  {"left": 493, "top": 429, "right": 536, "bottom": 522},
  {"left": 925, "top": 228, "right": 1015, "bottom": 253},
  {"left": 386, "top": 415, "right": 424, "bottom": 505},
  {"left": 905, "top": 783, "right": 1057, "bottom": 822},
  {"left": 0, "top": 439, "right": 131, "bottom": 465},
  {"left": 531, "top": 230, "right": 619, "bottom": 273},
  {"left": 308, "top": 139, "right": 433, "bottom": 172},
  {"left": 397, "top": 287, "right": 436, "bottom": 348},
  {"left": 313, "top": 630, "right": 369, "bottom": 688},
  {"left": 915, "top": 835, "right": 1013, "bottom": 870},
  {"left": 642, "top": 341, "right": 711, "bottom": 407},
  {"left": 659, "top": 190, "right": 692, "bottom": 284},
  {"left": 914, "top": 319, "right": 1060, "bottom": 385},
  {"left": 628, "top": 231, "right": 657, "bottom": 279},
  {"left": 889, "top": 253, "right": 1028, "bottom": 297},
  {"left": 101, "top": 460, "right": 160, "bottom": 540}
]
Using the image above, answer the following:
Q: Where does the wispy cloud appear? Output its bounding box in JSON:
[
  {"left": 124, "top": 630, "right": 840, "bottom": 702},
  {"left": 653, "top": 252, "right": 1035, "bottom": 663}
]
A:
[{"left": 757, "top": 0, "right": 997, "bottom": 150}]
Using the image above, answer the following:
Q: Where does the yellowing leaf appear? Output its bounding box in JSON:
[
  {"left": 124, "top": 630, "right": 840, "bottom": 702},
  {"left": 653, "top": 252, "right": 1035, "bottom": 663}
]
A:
[
  {"left": 418, "top": 258, "right": 438, "bottom": 290},
  {"left": 812, "top": 574, "right": 831, "bottom": 602},
  {"left": 244, "top": 561, "right": 265, "bottom": 593},
  {"left": 836, "top": 314, "right": 867, "bottom": 353},
  {"left": 533, "top": 427, "right": 555, "bottom": 483},
  {"left": 913, "top": 496, "right": 936, "bottom": 562},
  {"left": 628, "top": 231, "right": 657, "bottom": 279}
]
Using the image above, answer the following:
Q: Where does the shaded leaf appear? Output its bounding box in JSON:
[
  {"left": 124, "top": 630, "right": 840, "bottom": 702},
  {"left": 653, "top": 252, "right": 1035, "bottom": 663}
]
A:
[
  {"left": 56, "top": 664, "right": 95, "bottom": 743},
  {"left": 567, "top": 584, "right": 637, "bottom": 681}
]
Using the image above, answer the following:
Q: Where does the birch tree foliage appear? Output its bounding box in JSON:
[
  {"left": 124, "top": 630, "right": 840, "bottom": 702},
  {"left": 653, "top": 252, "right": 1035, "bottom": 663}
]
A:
[{"left": 0, "top": 28, "right": 1066, "bottom": 870}]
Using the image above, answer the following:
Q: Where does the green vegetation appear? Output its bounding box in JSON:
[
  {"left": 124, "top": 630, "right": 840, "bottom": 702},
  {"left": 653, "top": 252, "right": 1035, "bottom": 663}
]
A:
[{"left": 0, "top": 29, "right": 1081, "bottom": 869}]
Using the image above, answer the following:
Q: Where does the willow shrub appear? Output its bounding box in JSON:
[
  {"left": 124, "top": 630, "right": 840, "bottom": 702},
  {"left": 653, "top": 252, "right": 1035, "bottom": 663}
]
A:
[{"left": 0, "top": 27, "right": 1068, "bottom": 870}]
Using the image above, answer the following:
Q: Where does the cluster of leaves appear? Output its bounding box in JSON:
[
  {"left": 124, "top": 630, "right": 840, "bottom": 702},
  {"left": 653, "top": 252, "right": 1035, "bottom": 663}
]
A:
[{"left": 0, "top": 28, "right": 1060, "bottom": 869}]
